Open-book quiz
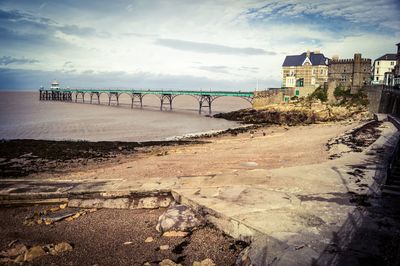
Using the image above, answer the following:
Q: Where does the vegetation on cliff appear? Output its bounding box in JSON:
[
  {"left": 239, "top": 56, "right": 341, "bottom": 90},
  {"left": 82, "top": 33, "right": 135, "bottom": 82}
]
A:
[{"left": 216, "top": 85, "right": 371, "bottom": 125}]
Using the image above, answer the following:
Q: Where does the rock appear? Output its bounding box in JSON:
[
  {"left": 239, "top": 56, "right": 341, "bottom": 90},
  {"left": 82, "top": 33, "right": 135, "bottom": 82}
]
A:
[
  {"left": 163, "top": 231, "right": 188, "bottom": 237},
  {"left": 54, "top": 242, "right": 73, "bottom": 253},
  {"left": 236, "top": 237, "right": 289, "bottom": 266},
  {"left": 24, "top": 246, "right": 46, "bottom": 262},
  {"left": 159, "top": 258, "right": 181, "bottom": 266},
  {"left": 143, "top": 262, "right": 151, "bottom": 266},
  {"left": 0, "top": 243, "right": 27, "bottom": 257},
  {"left": 138, "top": 197, "right": 159, "bottom": 209},
  {"left": 159, "top": 245, "right": 169, "bottom": 250},
  {"left": 123, "top": 241, "right": 133, "bottom": 245},
  {"left": 145, "top": 237, "right": 154, "bottom": 243},
  {"left": 156, "top": 205, "right": 204, "bottom": 233},
  {"left": 60, "top": 203, "right": 67, "bottom": 209},
  {"left": 102, "top": 198, "right": 130, "bottom": 209},
  {"left": 41, "top": 209, "right": 80, "bottom": 223},
  {"left": 193, "top": 259, "right": 216, "bottom": 266},
  {"left": 14, "top": 254, "right": 24, "bottom": 263}
]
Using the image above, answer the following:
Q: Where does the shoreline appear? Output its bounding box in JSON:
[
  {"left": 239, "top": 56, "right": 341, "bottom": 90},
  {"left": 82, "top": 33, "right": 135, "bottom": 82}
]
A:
[{"left": 0, "top": 117, "right": 380, "bottom": 180}]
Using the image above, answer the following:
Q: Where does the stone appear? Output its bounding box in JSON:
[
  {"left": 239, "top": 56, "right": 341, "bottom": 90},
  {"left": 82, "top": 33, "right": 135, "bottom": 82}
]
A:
[
  {"left": 123, "top": 241, "right": 133, "bottom": 245},
  {"left": 102, "top": 198, "right": 130, "bottom": 209},
  {"left": 24, "top": 246, "right": 46, "bottom": 262},
  {"left": 163, "top": 231, "right": 188, "bottom": 237},
  {"left": 41, "top": 209, "right": 80, "bottom": 223},
  {"left": 14, "top": 254, "right": 24, "bottom": 263},
  {"left": 159, "top": 245, "right": 169, "bottom": 250},
  {"left": 145, "top": 237, "right": 154, "bottom": 243},
  {"left": 0, "top": 243, "right": 27, "bottom": 258},
  {"left": 159, "top": 197, "right": 173, "bottom": 208},
  {"left": 193, "top": 259, "right": 215, "bottom": 266},
  {"left": 138, "top": 197, "right": 159, "bottom": 209},
  {"left": 54, "top": 242, "right": 73, "bottom": 253},
  {"left": 159, "top": 259, "right": 181, "bottom": 266},
  {"left": 156, "top": 205, "right": 204, "bottom": 233},
  {"left": 236, "top": 236, "right": 288, "bottom": 266}
]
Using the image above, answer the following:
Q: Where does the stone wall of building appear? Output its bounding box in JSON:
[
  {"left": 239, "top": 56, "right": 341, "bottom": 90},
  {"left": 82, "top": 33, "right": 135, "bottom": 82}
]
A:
[
  {"left": 328, "top": 53, "right": 371, "bottom": 93},
  {"left": 282, "top": 64, "right": 328, "bottom": 89},
  {"left": 252, "top": 88, "right": 294, "bottom": 108}
]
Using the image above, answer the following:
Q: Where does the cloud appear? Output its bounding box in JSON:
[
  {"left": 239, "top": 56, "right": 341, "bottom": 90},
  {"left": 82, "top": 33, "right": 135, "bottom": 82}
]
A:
[
  {"left": 155, "top": 38, "right": 276, "bottom": 56},
  {"left": 0, "top": 67, "right": 279, "bottom": 91},
  {"left": 0, "top": 56, "right": 39, "bottom": 65},
  {"left": 197, "top": 65, "right": 260, "bottom": 75},
  {"left": 243, "top": 0, "right": 400, "bottom": 32}
]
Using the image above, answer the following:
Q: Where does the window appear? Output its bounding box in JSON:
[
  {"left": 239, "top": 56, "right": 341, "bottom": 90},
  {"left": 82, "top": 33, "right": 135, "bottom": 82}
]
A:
[
  {"left": 320, "top": 69, "right": 323, "bottom": 74},
  {"left": 391, "top": 61, "right": 395, "bottom": 65},
  {"left": 377, "top": 68, "right": 379, "bottom": 74},
  {"left": 376, "top": 77, "right": 379, "bottom": 81},
  {"left": 377, "top": 61, "right": 380, "bottom": 66}
]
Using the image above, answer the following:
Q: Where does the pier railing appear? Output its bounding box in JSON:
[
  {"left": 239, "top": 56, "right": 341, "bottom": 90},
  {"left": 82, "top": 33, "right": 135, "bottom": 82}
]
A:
[{"left": 39, "top": 89, "right": 255, "bottom": 114}]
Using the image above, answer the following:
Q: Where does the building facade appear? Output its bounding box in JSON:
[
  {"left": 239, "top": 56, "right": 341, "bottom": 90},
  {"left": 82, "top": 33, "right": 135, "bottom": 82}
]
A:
[
  {"left": 372, "top": 53, "right": 397, "bottom": 84},
  {"left": 282, "top": 50, "right": 329, "bottom": 97},
  {"left": 393, "top": 43, "right": 400, "bottom": 88},
  {"left": 328, "top": 53, "right": 371, "bottom": 91}
]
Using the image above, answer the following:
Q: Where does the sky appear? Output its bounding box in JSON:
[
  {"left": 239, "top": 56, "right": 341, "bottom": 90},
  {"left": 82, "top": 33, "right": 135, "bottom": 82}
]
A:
[{"left": 0, "top": 0, "right": 399, "bottom": 91}]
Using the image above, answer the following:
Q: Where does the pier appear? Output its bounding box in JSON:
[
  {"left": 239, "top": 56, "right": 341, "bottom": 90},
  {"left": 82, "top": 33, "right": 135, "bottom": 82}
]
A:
[{"left": 39, "top": 89, "right": 255, "bottom": 114}]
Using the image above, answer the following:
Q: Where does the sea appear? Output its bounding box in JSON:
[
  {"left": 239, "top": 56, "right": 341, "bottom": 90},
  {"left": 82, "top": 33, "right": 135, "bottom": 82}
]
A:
[{"left": 0, "top": 91, "right": 250, "bottom": 141}]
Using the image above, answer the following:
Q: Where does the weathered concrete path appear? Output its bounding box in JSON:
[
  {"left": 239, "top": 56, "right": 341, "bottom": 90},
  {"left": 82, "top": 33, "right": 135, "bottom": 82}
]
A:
[{"left": 1, "top": 121, "right": 398, "bottom": 265}]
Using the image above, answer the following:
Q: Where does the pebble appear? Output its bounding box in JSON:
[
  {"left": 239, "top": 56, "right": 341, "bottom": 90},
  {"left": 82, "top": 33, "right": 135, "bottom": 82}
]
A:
[
  {"left": 192, "top": 258, "right": 216, "bottom": 266},
  {"left": 159, "top": 258, "right": 181, "bottom": 266},
  {"left": 145, "top": 237, "right": 154, "bottom": 243},
  {"left": 163, "top": 231, "right": 188, "bottom": 237},
  {"left": 54, "top": 242, "right": 73, "bottom": 253},
  {"left": 159, "top": 245, "right": 169, "bottom": 250}
]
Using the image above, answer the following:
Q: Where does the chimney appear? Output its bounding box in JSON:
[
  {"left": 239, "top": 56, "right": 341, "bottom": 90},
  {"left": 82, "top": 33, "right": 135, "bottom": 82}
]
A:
[
  {"left": 332, "top": 55, "right": 339, "bottom": 61},
  {"left": 314, "top": 50, "right": 320, "bottom": 54},
  {"left": 306, "top": 50, "right": 310, "bottom": 58}
]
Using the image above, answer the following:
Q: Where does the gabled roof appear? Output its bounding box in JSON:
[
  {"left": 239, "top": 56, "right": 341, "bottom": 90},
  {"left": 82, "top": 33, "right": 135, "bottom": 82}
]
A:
[
  {"left": 282, "top": 52, "right": 328, "bottom": 67},
  {"left": 375, "top": 53, "right": 397, "bottom": 61}
]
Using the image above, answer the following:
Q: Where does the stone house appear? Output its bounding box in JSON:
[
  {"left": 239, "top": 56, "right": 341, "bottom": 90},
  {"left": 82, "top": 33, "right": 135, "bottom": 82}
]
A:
[
  {"left": 328, "top": 53, "right": 371, "bottom": 92},
  {"left": 282, "top": 50, "right": 329, "bottom": 97}
]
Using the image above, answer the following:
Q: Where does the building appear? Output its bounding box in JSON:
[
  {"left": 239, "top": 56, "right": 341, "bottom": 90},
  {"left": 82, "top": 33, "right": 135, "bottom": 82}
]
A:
[
  {"left": 328, "top": 53, "right": 371, "bottom": 92},
  {"left": 372, "top": 53, "right": 397, "bottom": 84},
  {"left": 393, "top": 43, "right": 400, "bottom": 88},
  {"left": 282, "top": 50, "right": 329, "bottom": 97},
  {"left": 50, "top": 80, "right": 60, "bottom": 90}
]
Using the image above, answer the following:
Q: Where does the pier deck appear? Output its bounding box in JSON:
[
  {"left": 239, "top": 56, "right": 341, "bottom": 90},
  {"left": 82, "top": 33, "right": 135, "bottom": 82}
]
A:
[{"left": 39, "top": 89, "right": 255, "bottom": 114}]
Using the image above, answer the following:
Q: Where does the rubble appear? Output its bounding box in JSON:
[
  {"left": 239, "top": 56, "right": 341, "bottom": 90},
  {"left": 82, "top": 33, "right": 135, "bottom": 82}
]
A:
[{"left": 0, "top": 240, "right": 73, "bottom": 263}]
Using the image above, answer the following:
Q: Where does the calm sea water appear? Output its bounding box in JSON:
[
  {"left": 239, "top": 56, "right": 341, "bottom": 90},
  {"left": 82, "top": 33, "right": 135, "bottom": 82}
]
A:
[{"left": 0, "top": 92, "right": 250, "bottom": 141}]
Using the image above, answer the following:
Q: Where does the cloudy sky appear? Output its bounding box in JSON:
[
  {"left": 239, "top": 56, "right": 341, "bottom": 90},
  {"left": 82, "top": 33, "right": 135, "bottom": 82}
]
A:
[{"left": 0, "top": 0, "right": 399, "bottom": 90}]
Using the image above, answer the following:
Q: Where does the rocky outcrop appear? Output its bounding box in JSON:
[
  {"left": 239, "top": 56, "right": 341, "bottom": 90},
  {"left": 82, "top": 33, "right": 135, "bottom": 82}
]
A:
[{"left": 214, "top": 102, "right": 371, "bottom": 125}]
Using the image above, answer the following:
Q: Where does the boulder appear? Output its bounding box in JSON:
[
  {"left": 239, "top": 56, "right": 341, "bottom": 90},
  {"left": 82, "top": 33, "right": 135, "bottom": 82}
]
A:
[{"left": 156, "top": 205, "right": 204, "bottom": 233}]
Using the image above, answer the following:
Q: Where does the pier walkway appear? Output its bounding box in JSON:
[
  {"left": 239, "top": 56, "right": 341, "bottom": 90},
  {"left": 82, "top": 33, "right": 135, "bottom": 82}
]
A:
[{"left": 39, "top": 89, "right": 255, "bottom": 114}]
